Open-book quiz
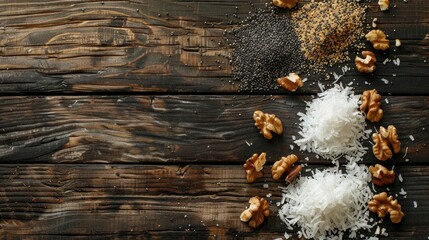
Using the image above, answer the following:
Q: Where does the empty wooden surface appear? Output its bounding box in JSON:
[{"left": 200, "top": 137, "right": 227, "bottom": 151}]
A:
[{"left": 0, "top": 0, "right": 428, "bottom": 239}]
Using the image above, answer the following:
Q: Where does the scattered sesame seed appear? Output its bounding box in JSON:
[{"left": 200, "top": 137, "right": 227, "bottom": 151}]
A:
[{"left": 292, "top": 0, "right": 366, "bottom": 70}]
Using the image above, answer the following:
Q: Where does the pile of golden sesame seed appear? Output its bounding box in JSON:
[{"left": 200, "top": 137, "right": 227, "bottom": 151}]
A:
[{"left": 292, "top": 0, "right": 366, "bottom": 71}]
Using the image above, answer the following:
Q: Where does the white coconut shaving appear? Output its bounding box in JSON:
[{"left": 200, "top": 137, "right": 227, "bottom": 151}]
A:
[
  {"left": 294, "top": 84, "right": 368, "bottom": 163},
  {"left": 279, "top": 162, "right": 373, "bottom": 240}
]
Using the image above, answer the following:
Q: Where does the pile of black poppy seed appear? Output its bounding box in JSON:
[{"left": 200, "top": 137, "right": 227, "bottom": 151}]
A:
[{"left": 228, "top": 10, "right": 305, "bottom": 92}]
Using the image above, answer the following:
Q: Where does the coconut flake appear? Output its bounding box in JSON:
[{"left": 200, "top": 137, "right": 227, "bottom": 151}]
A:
[
  {"left": 403, "top": 147, "right": 409, "bottom": 158},
  {"left": 294, "top": 84, "right": 368, "bottom": 163},
  {"left": 279, "top": 163, "right": 373, "bottom": 240},
  {"left": 409, "top": 135, "right": 415, "bottom": 141},
  {"left": 398, "top": 173, "right": 403, "bottom": 182},
  {"left": 383, "top": 58, "right": 390, "bottom": 65},
  {"left": 318, "top": 81, "right": 325, "bottom": 92},
  {"left": 393, "top": 58, "right": 401, "bottom": 66},
  {"left": 375, "top": 226, "right": 381, "bottom": 235},
  {"left": 414, "top": 201, "right": 418, "bottom": 208}
]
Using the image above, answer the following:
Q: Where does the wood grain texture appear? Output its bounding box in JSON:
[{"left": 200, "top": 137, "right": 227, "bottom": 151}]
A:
[
  {"left": 0, "top": 164, "right": 428, "bottom": 239},
  {"left": 1, "top": 95, "right": 428, "bottom": 164},
  {"left": 0, "top": 0, "right": 427, "bottom": 94},
  {"left": 1, "top": 1, "right": 428, "bottom": 239}
]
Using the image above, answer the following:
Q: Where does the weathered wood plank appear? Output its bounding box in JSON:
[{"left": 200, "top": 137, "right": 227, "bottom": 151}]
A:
[
  {"left": 0, "top": 164, "right": 428, "bottom": 239},
  {"left": 1, "top": 95, "right": 427, "bottom": 164},
  {"left": 0, "top": 0, "right": 427, "bottom": 94}
]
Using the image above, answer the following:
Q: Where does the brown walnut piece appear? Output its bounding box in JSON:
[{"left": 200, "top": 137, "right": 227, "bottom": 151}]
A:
[
  {"left": 365, "top": 30, "right": 389, "bottom": 51},
  {"left": 368, "top": 192, "right": 404, "bottom": 223},
  {"left": 360, "top": 89, "right": 383, "bottom": 122},
  {"left": 378, "top": 0, "right": 389, "bottom": 11},
  {"left": 355, "top": 51, "right": 377, "bottom": 73},
  {"left": 272, "top": 0, "right": 298, "bottom": 9},
  {"left": 272, "top": 154, "right": 302, "bottom": 183},
  {"left": 240, "top": 196, "right": 270, "bottom": 228},
  {"left": 253, "top": 110, "right": 283, "bottom": 140},
  {"left": 372, "top": 125, "right": 401, "bottom": 161},
  {"left": 369, "top": 164, "right": 395, "bottom": 186},
  {"left": 277, "top": 73, "right": 304, "bottom": 92},
  {"left": 243, "top": 153, "right": 266, "bottom": 183}
]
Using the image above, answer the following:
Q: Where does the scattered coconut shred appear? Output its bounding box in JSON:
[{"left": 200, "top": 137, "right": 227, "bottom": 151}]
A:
[
  {"left": 279, "top": 163, "right": 373, "bottom": 240},
  {"left": 278, "top": 85, "right": 376, "bottom": 239},
  {"left": 294, "top": 84, "right": 369, "bottom": 163}
]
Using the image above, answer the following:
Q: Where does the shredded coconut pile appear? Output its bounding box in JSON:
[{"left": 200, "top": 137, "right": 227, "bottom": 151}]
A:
[
  {"left": 294, "top": 84, "right": 368, "bottom": 163},
  {"left": 279, "top": 163, "right": 373, "bottom": 240}
]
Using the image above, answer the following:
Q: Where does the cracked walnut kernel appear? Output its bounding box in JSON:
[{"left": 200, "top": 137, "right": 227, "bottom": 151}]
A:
[
  {"left": 240, "top": 196, "right": 270, "bottom": 228},
  {"left": 360, "top": 89, "right": 383, "bottom": 122},
  {"left": 365, "top": 30, "right": 389, "bottom": 51},
  {"left": 243, "top": 153, "right": 266, "bottom": 183},
  {"left": 272, "top": 0, "right": 298, "bottom": 9},
  {"left": 253, "top": 110, "right": 283, "bottom": 140},
  {"left": 272, "top": 154, "right": 302, "bottom": 183},
  {"left": 368, "top": 192, "right": 404, "bottom": 223},
  {"left": 355, "top": 51, "right": 376, "bottom": 73},
  {"left": 378, "top": 0, "right": 389, "bottom": 11},
  {"left": 372, "top": 125, "right": 401, "bottom": 161},
  {"left": 369, "top": 164, "right": 395, "bottom": 186},
  {"left": 277, "top": 73, "right": 304, "bottom": 92}
]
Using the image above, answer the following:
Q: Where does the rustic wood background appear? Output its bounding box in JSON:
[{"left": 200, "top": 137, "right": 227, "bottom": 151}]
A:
[{"left": 0, "top": 0, "right": 428, "bottom": 239}]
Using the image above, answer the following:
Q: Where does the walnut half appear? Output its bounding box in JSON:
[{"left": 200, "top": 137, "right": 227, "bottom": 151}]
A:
[
  {"left": 360, "top": 89, "right": 383, "bottom": 122},
  {"left": 243, "top": 153, "right": 266, "bottom": 183},
  {"left": 372, "top": 125, "right": 401, "bottom": 161},
  {"left": 355, "top": 51, "right": 377, "bottom": 73},
  {"left": 240, "top": 196, "right": 270, "bottom": 228},
  {"left": 368, "top": 192, "right": 404, "bottom": 223},
  {"left": 277, "top": 73, "right": 304, "bottom": 92},
  {"left": 272, "top": 154, "right": 302, "bottom": 183},
  {"left": 253, "top": 110, "right": 283, "bottom": 139},
  {"left": 272, "top": 0, "right": 298, "bottom": 9},
  {"left": 365, "top": 30, "right": 389, "bottom": 51},
  {"left": 369, "top": 164, "right": 395, "bottom": 186}
]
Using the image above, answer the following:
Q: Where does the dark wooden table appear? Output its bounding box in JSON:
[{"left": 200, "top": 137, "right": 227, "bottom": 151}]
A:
[{"left": 0, "top": 0, "right": 428, "bottom": 239}]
